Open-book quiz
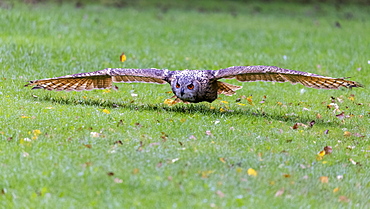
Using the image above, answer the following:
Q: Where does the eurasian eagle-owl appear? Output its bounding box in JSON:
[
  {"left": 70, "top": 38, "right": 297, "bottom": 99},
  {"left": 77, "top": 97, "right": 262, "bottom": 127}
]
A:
[{"left": 25, "top": 65, "right": 361, "bottom": 103}]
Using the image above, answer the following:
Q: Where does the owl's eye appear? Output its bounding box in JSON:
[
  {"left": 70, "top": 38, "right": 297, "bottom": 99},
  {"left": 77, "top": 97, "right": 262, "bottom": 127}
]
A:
[
  {"left": 187, "top": 84, "right": 194, "bottom": 90},
  {"left": 176, "top": 83, "right": 180, "bottom": 88}
]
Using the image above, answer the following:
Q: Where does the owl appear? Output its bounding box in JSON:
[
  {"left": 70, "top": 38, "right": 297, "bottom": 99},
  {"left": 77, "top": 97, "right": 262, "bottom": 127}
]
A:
[{"left": 25, "top": 65, "right": 362, "bottom": 103}]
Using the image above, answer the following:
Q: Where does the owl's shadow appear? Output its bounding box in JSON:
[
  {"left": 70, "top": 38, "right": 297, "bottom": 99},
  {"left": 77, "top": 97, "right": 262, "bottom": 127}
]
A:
[{"left": 35, "top": 94, "right": 337, "bottom": 126}]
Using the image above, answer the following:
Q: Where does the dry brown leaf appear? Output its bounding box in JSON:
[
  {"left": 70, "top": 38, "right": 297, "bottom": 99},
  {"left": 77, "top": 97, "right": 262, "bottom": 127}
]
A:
[
  {"left": 339, "top": 195, "right": 350, "bottom": 202},
  {"left": 324, "top": 146, "right": 333, "bottom": 154},
  {"left": 84, "top": 144, "right": 92, "bottom": 149},
  {"left": 132, "top": 168, "right": 140, "bottom": 174},
  {"left": 343, "top": 131, "right": 351, "bottom": 137},
  {"left": 292, "top": 123, "right": 308, "bottom": 129},
  {"left": 292, "top": 123, "right": 299, "bottom": 130},
  {"left": 114, "top": 140, "right": 123, "bottom": 145},
  {"left": 319, "top": 176, "right": 329, "bottom": 183}
]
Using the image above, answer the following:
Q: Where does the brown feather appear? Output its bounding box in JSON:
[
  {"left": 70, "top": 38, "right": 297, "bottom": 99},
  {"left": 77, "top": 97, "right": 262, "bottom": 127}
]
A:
[{"left": 217, "top": 81, "right": 242, "bottom": 96}]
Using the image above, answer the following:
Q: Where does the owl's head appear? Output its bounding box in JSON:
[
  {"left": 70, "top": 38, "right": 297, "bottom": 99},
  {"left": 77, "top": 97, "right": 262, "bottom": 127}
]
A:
[{"left": 171, "top": 76, "right": 200, "bottom": 102}]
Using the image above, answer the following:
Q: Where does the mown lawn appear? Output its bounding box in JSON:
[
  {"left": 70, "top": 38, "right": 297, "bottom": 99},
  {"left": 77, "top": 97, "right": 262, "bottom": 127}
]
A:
[{"left": 0, "top": 1, "right": 369, "bottom": 208}]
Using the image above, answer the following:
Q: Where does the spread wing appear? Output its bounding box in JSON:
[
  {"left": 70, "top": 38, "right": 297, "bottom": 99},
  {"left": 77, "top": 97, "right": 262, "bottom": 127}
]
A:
[
  {"left": 25, "top": 68, "right": 171, "bottom": 91},
  {"left": 212, "top": 66, "right": 362, "bottom": 89}
]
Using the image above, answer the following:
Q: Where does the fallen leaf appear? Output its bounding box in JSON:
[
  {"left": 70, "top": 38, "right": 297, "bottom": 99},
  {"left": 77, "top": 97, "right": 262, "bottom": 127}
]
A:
[
  {"left": 292, "top": 123, "right": 308, "bottom": 129},
  {"left": 149, "top": 142, "right": 160, "bottom": 147},
  {"left": 319, "top": 176, "right": 329, "bottom": 183},
  {"left": 219, "top": 107, "right": 227, "bottom": 112},
  {"left": 22, "top": 152, "right": 30, "bottom": 157},
  {"left": 114, "top": 140, "right": 123, "bottom": 145},
  {"left": 120, "top": 52, "right": 126, "bottom": 62},
  {"left": 201, "top": 170, "right": 214, "bottom": 178},
  {"left": 189, "top": 135, "right": 197, "bottom": 140},
  {"left": 336, "top": 112, "right": 345, "bottom": 120},
  {"left": 205, "top": 130, "right": 213, "bottom": 137},
  {"left": 219, "top": 158, "right": 226, "bottom": 163},
  {"left": 274, "top": 188, "right": 285, "bottom": 197},
  {"left": 83, "top": 162, "right": 92, "bottom": 167},
  {"left": 90, "top": 132, "right": 100, "bottom": 137},
  {"left": 114, "top": 178, "right": 123, "bottom": 183},
  {"left": 349, "top": 158, "right": 360, "bottom": 165},
  {"left": 102, "top": 109, "right": 110, "bottom": 114},
  {"left": 107, "top": 172, "right": 114, "bottom": 176},
  {"left": 333, "top": 187, "right": 340, "bottom": 193},
  {"left": 343, "top": 131, "right": 351, "bottom": 137},
  {"left": 247, "top": 168, "right": 257, "bottom": 177},
  {"left": 324, "top": 146, "right": 333, "bottom": 154},
  {"left": 246, "top": 96, "right": 253, "bottom": 105},
  {"left": 163, "top": 99, "right": 178, "bottom": 106},
  {"left": 292, "top": 123, "right": 299, "bottom": 129},
  {"left": 339, "top": 196, "right": 350, "bottom": 203},
  {"left": 283, "top": 174, "right": 291, "bottom": 178},
  {"left": 353, "top": 133, "right": 365, "bottom": 138},
  {"left": 132, "top": 168, "right": 139, "bottom": 174},
  {"left": 32, "top": 129, "right": 42, "bottom": 139},
  {"left": 216, "top": 190, "right": 225, "bottom": 198},
  {"left": 84, "top": 144, "right": 92, "bottom": 148},
  {"left": 327, "top": 103, "right": 340, "bottom": 112},
  {"left": 318, "top": 150, "right": 326, "bottom": 157},
  {"left": 309, "top": 120, "right": 315, "bottom": 127}
]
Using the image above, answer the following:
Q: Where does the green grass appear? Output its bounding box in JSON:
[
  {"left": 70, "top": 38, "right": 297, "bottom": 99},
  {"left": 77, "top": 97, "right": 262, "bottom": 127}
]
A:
[{"left": 1, "top": 1, "right": 369, "bottom": 208}]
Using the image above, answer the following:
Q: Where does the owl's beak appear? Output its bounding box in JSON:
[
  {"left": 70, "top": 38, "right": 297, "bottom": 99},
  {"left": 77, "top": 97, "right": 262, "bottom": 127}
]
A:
[{"left": 180, "top": 88, "right": 185, "bottom": 96}]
